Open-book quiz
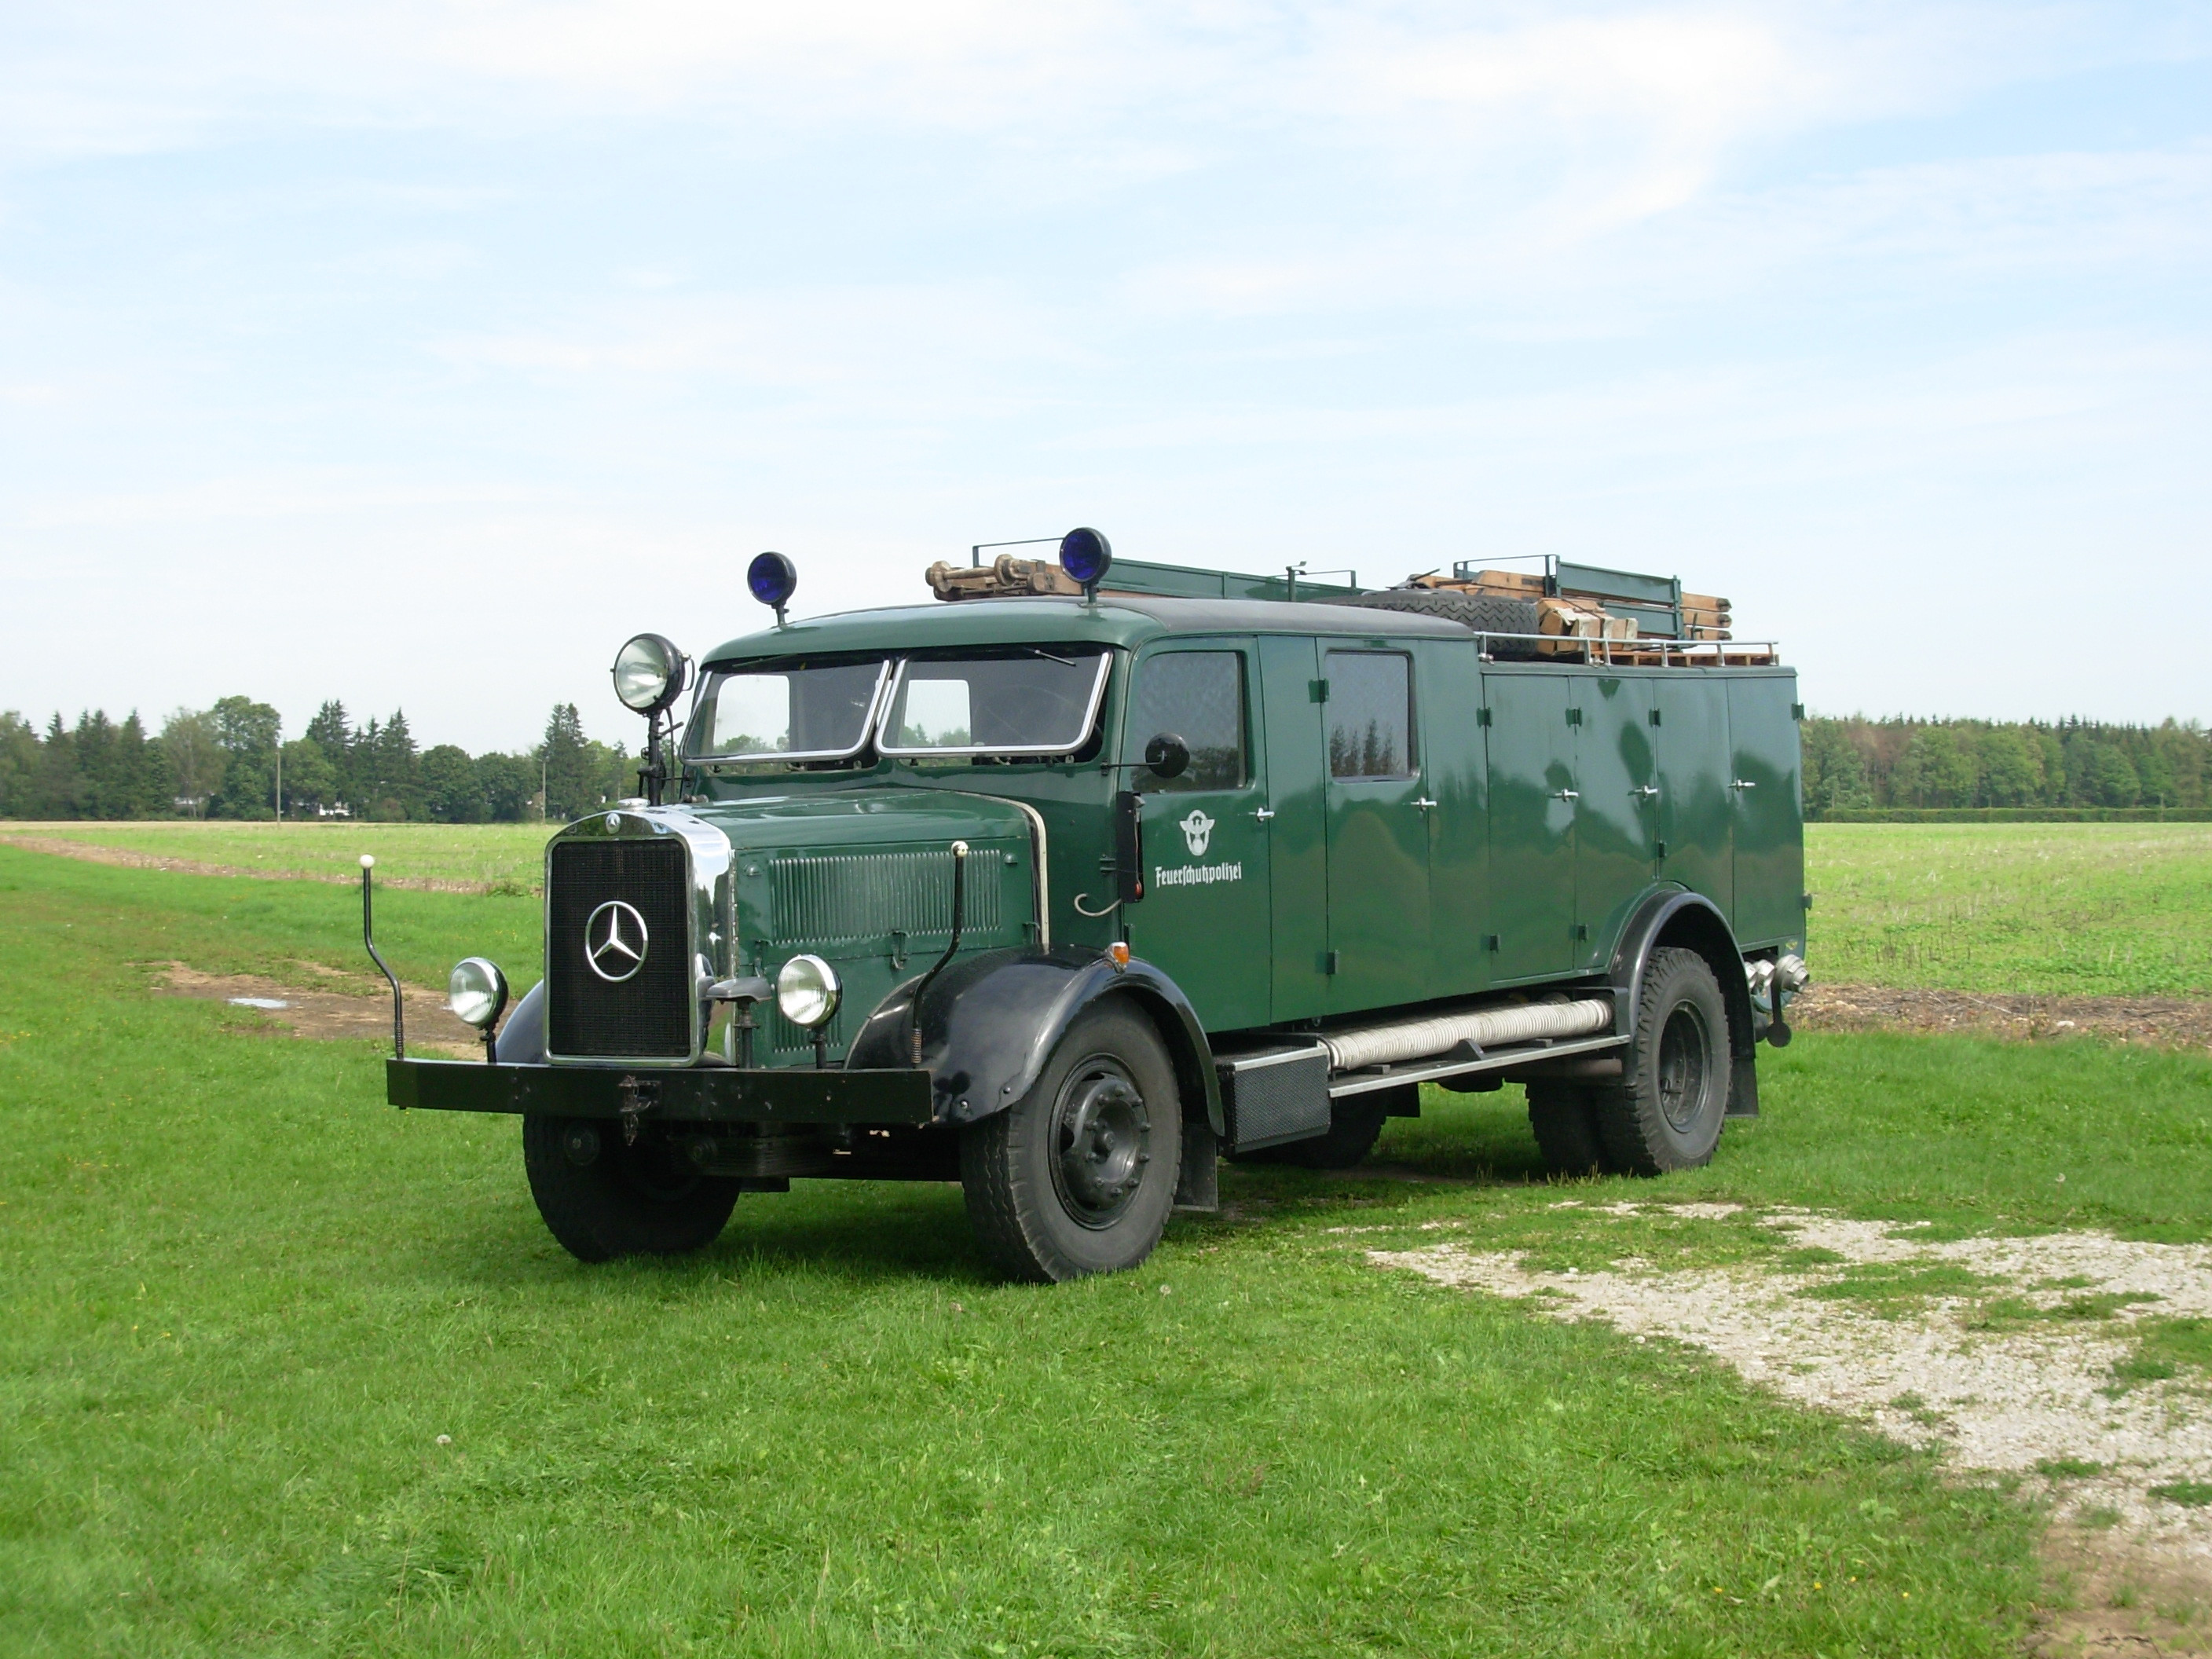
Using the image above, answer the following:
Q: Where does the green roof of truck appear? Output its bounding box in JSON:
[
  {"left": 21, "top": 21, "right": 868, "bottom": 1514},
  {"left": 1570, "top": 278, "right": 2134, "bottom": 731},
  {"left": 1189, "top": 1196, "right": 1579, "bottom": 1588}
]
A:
[{"left": 701, "top": 594, "right": 1470, "bottom": 667}]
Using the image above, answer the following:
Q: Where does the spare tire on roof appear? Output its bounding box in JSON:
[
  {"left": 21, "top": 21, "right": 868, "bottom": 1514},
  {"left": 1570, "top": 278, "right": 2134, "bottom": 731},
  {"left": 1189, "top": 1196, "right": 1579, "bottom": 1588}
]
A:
[{"left": 1315, "top": 589, "right": 1544, "bottom": 658}]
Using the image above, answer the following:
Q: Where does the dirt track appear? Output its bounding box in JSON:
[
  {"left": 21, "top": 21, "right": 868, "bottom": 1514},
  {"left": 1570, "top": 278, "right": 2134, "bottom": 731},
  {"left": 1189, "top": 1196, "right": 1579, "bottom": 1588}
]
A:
[{"left": 1793, "top": 983, "right": 2212, "bottom": 1053}]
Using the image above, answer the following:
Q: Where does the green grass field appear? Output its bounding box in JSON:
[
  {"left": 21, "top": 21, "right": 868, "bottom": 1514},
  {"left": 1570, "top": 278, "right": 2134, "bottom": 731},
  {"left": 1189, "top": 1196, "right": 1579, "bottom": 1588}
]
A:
[
  {"left": 10, "top": 818, "right": 2212, "bottom": 1000},
  {"left": 9, "top": 843, "right": 2212, "bottom": 1654},
  {"left": 1807, "top": 822, "right": 2212, "bottom": 998}
]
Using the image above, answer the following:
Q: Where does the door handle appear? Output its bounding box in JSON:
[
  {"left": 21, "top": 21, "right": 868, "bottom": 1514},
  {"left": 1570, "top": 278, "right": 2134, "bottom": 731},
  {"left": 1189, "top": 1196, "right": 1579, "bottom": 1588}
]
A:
[
  {"left": 1412, "top": 797, "right": 1437, "bottom": 811},
  {"left": 1253, "top": 807, "right": 1276, "bottom": 822},
  {"left": 1731, "top": 778, "right": 1757, "bottom": 790},
  {"left": 1551, "top": 789, "right": 1580, "bottom": 801},
  {"left": 1632, "top": 786, "right": 1659, "bottom": 799}
]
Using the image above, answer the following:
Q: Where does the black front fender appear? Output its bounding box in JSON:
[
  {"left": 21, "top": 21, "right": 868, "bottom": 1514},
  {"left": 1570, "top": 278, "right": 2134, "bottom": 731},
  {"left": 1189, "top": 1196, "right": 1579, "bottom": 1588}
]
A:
[{"left": 847, "top": 947, "right": 1223, "bottom": 1133}]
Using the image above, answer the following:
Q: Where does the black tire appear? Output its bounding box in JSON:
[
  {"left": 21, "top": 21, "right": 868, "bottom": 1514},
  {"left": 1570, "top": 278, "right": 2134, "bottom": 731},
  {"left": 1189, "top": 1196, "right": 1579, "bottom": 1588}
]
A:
[
  {"left": 959, "top": 999, "right": 1182, "bottom": 1284},
  {"left": 522, "top": 1116, "right": 741, "bottom": 1262},
  {"left": 1590, "top": 947, "right": 1732, "bottom": 1174},
  {"left": 1525, "top": 1082, "right": 1610, "bottom": 1177},
  {"left": 1319, "top": 591, "right": 1543, "bottom": 658},
  {"left": 1233, "top": 1092, "right": 1395, "bottom": 1169}
]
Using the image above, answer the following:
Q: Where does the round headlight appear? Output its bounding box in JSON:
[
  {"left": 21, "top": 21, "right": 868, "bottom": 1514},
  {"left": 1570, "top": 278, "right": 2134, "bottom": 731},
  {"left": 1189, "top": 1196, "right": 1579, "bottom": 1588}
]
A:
[
  {"left": 775, "top": 954, "right": 841, "bottom": 1030},
  {"left": 613, "top": 632, "right": 688, "bottom": 714},
  {"left": 448, "top": 957, "right": 510, "bottom": 1030}
]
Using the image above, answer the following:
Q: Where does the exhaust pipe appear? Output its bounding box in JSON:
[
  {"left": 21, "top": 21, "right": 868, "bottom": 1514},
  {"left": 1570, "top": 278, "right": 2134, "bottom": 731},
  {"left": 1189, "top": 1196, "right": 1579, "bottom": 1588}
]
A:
[{"left": 1322, "top": 995, "right": 1611, "bottom": 1072}]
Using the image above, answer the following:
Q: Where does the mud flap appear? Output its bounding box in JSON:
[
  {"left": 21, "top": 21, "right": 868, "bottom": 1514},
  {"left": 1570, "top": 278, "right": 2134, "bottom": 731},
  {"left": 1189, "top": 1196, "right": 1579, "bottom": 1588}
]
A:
[
  {"left": 1174, "top": 1119, "right": 1218, "bottom": 1213},
  {"left": 1727, "top": 1053, "right": 1760, "bottom": 1119}
]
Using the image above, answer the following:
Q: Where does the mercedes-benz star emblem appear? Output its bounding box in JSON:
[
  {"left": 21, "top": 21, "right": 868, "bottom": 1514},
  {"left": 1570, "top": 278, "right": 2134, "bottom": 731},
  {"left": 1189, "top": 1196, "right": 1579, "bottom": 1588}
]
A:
[{"left": 584, "top": 899, "right": 650, "bottom": 983}]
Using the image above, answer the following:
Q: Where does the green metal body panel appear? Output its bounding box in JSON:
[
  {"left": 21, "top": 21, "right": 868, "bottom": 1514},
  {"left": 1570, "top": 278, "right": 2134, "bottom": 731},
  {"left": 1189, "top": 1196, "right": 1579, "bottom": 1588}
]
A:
[
  {"left": 1569, "top": 675, "right": 1659, "bottom": 973},
  {"left": 1725, "top": 677, "right": 1807, "bottom": 950},
  {"left": 1255, "top": 635, "right": 1332, "bottom": 1021},
  {"left": 667, "top": 595, "right": 1800, "bottom": 1055},
  {"left": 1653, "top": 676, "right": 1734, "bottom": 915},
  {"left": 1482, "top": 669, "right": 1578, "bottom": 983}
]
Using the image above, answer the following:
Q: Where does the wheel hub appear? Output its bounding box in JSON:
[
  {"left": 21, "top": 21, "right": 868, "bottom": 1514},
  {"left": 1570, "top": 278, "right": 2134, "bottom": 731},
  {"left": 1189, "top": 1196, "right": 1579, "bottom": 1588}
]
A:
[
  {"left": 1656, "top": 1004, "right": 1710, "bottom": 1133},
  {"left": 1053, "top": 1064, "right": 1151, "bottom": 1225}
]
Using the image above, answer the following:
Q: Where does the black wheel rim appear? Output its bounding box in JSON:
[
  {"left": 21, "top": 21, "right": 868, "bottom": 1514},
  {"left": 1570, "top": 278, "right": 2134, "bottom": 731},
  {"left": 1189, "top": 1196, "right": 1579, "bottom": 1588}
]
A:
[
  {"left": 1048, "top": 1055, "right": 1152, "bottom": 1230},
  {"left": 1656, "top": 1003, "right": 1712, "bottom": 1133}
]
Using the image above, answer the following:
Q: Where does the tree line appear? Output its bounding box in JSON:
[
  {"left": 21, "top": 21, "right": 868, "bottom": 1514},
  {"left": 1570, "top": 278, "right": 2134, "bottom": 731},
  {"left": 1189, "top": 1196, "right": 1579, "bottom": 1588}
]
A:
[
  {"left": 0, "top": 700, "right": 640, "bottom": 822},
  {"left": 1804, "top": 716, "right": 2209, "bottom": 815}
]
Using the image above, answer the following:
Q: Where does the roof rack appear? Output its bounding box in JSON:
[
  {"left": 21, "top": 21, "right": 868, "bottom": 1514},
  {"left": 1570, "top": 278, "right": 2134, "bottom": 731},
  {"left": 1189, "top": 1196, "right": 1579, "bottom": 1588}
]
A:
[{"left": 924, "top": 549, "right": 1737, "bottom": 643}]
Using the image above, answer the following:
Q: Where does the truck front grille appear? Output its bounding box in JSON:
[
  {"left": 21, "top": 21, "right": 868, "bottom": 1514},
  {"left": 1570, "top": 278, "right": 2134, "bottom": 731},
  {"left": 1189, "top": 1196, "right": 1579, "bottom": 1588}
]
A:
[
  {"left": 770, "top": 848, "right": 1002, "bottom": 947},
  {"left": 547, "top": 837, "right": 693, "bottom": 1060}
]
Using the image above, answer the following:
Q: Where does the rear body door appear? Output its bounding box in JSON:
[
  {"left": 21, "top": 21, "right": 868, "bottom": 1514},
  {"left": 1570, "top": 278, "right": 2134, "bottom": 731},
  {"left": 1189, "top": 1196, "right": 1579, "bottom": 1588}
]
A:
[
  {"left": 1569, "top": 675, "right": 1657, "bottom": 970},
  {"left": 1651, "top": 676, "right": 1734, "bottom": 914},
  {"left": 1122, "top": 641, "right": 1273, "bottom": 1033},
  {"left": 1320, "top": 646, "right": 1432, "bottom": 1013},
  {"left": 1726, "top": 675, "right": 1806, "bottom": 948},
  {"left": 1483, "top": 669, "right": 1577, "bottom": 982}
]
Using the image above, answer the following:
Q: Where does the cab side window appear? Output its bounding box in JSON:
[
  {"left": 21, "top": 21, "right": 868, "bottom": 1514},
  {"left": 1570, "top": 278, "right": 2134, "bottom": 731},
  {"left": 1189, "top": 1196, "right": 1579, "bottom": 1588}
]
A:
[
  {"left": 1130, "top": 651, "right": 1247, "bottom": 793},
  {"left": 1324, "top": 650, "right": 1414, "bottom": 779}
]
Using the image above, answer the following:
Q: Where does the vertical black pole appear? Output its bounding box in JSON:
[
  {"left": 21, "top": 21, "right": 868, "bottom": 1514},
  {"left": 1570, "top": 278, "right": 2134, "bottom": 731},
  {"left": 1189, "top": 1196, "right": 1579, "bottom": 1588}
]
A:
[{"left": 361, "top": 855, "right": 405, "bottom": 1060}]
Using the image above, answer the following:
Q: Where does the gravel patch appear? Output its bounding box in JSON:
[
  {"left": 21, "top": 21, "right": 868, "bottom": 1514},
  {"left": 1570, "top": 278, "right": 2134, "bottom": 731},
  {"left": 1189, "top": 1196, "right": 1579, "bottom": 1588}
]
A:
[{"left": 1375, "top": 1207, "right": 2212, "bottom": 1565}]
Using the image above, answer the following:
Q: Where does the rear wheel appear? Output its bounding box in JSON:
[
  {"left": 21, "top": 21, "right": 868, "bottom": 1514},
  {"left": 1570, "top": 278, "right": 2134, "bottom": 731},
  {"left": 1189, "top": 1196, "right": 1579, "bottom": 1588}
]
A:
[
  {"left": 960, "top": 1000, "right": 1182, "bottom": 1283},
  {"left": 522, "top": 1116, "right": 740, "bottom": 1262},
  {"left": 1591, "top": 947, "right": 1732, "bottom": 1174},
  {"left": 1525, "top": 1082, "right": 1610, "bottom": 1177}
]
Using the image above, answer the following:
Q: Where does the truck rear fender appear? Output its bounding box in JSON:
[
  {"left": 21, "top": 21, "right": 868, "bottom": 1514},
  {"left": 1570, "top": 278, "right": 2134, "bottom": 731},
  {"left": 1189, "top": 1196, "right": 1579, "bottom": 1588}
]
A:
[
  {"left": 845, "top": 947, "right": 1225, "bottom": 1136},
  {"left": 1609, "top": 889, "right": 1761, "bottom": 1119}
]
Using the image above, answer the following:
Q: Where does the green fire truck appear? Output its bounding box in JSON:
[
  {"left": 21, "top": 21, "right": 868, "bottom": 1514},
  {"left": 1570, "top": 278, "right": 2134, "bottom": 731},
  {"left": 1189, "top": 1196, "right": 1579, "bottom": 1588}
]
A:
[{"left": 383, "top": 531, "right": 1807, "bottom": 1282}]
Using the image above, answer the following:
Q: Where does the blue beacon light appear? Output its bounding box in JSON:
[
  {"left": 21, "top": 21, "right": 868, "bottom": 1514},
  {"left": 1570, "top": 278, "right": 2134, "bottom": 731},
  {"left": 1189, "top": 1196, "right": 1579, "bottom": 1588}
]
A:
[
  {"left": 1059, "top": 527, "right": 1112, "bottom": 600},
  {"left": 749, "top": 551, "right": 799, "bottom": 626}
]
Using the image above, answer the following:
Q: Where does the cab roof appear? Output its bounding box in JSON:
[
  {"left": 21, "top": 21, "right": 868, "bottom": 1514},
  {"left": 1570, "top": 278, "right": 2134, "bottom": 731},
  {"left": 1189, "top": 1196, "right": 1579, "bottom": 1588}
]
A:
[{"left": 700, "top": 594, "right": 1469, "bottom": 668}]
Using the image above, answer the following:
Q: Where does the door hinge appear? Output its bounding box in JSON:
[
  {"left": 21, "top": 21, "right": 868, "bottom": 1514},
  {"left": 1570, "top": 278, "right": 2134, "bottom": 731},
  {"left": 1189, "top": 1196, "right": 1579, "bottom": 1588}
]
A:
[
  {"left": 1309, "top": 678, "right": 1330, "bottom": 703},
  {"left": 1648, "top": 707, "right": 1662, "bottom": 727},
  {"left": 1791, "top": 702, "right": 1805, "bottom": 720},
  {"left": 1575, "top": 923, "right": 1589, "bottom": 942},
  {"left": 1477, "top": 707, "right": 1492, "bottom": 727},
  {"left": 1484, "top": 934, "right": 1501, "bottom": 953},
  {"left": 1654, "top": 838, "right": 1668, "bottom": 858},
  {"left": 1324, "top": 949, "right": 1341, "bottom": 975},
  {"left": 1566, "top": 707, "right": 1583, "bottom": 726}
]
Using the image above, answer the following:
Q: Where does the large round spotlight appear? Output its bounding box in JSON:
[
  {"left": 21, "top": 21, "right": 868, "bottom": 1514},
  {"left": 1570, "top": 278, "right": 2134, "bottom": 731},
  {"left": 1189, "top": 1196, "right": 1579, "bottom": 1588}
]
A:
[
  {"left": 448, "top": 957, "right": 510, "bottom": 1030},
  {"left": 749, "top": 551, "right": 799, "bottom": 617},
  {"left": 613, "top": 632, "right": 688, "bottom": 714},
  {"left": 1059, "top": 526, "right": 1112, "bottom": 588},
  {"left": 775, "top": 953, "right": 841, "bottom": 1031}
]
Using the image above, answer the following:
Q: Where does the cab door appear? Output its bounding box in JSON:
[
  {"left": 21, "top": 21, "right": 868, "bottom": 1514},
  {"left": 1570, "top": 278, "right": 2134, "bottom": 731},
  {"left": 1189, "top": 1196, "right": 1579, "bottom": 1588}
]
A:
[
  {"left": 1320, "top": 646, "right": 1432, "bottom": 1013},
  {"left": 1122, "top": 642, "right": 1274, "bottom": 1033}
]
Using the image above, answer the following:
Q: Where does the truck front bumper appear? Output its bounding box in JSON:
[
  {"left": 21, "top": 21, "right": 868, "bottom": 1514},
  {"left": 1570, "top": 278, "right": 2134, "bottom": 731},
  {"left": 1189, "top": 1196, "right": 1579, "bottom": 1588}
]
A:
[{"left": 386, "top": 1059, "right": 936, "bottom": 1125}]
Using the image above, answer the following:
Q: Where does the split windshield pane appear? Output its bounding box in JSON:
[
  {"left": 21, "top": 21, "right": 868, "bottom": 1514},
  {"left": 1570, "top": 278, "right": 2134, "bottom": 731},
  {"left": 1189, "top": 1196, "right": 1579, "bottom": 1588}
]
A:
[
  {"left": 689, "top": 660, "right": 885, "bottom": 760},
  {"left": 881, "top": 650, "right": 1108, "bottom": 756}
]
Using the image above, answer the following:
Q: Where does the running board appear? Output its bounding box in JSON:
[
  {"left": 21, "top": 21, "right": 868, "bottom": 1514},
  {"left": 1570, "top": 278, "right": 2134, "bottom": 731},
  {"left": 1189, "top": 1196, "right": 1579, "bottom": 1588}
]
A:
[{"left": 1327, "top": 1034, "right": 1630, "bottom": 1098}]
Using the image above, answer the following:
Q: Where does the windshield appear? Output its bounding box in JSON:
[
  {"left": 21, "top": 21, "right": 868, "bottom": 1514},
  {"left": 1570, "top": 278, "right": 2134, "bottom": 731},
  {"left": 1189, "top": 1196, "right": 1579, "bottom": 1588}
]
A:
[
  {"left": 687, "top": 659, "right": 888, "bottom": 761},
  {"left": 880, "top": 649, "right": 1110, "bottom": 756}
]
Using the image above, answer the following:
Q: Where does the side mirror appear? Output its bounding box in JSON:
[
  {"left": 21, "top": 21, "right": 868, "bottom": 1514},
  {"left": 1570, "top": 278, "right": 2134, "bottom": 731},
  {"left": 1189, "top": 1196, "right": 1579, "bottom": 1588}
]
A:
[{"left": 1144, "top": 731, "right": 1190, "bottom": 780}]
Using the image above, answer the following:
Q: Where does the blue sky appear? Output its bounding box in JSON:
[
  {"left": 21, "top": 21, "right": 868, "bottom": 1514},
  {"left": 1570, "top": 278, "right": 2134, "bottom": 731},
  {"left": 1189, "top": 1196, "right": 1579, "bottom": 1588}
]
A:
[{"left": 2, "top": 2, "right": 2207, "bottom": 752}]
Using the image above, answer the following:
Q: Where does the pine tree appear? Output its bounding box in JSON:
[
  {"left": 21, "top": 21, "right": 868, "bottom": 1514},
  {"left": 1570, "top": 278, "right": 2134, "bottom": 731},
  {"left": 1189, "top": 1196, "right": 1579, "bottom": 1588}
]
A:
[
  {"left": 0, "top": 712, "right": 40, "bottom": 817},
  {"left": 305, "top": 701, "right": 353, "bottom": 811},
  {"left": 540, "top": 704, "right": 595, "bottom": 820}
]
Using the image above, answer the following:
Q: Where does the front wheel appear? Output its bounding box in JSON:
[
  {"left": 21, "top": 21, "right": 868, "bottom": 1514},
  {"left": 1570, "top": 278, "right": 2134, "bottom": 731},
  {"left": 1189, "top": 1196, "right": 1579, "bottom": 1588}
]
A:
[
  {"left": 960, "top": 1000, "right": 1182, "bottom": 1283},
  {"left": 522, "top": 1116, "right": 741, "bottom": 1262}
]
